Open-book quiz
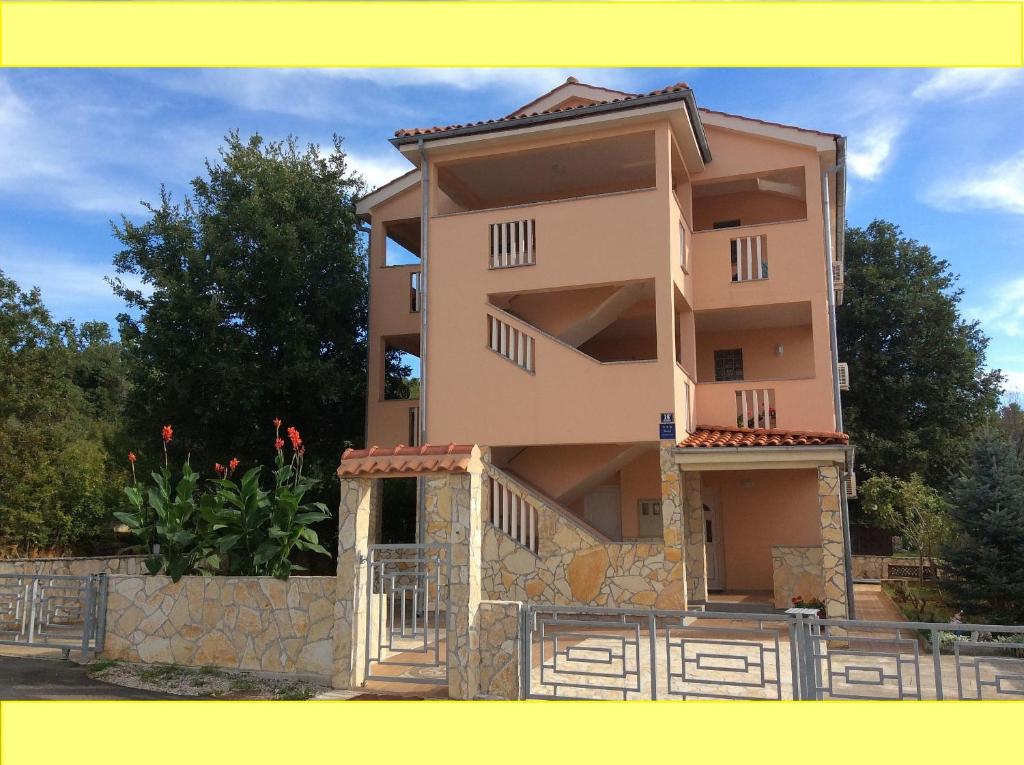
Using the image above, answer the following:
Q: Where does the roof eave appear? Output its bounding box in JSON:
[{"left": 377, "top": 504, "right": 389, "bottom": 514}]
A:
[{"left": 391, "top": 88, "right": 712, "bottom": 164}]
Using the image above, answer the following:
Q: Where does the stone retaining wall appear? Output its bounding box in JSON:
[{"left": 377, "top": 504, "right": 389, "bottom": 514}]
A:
[
  {"left": 771, "top": 545, "right": 824, "bottom": 608},
  {"left": 102, "top": 575, "right": 336, "bottom": 678},
  {"left": 851, "top": 555, "right": 941, "bottom": 580},
  {"left": 481, "top": 469, "right": 677, "bottom": 608},
  {"left": 477, "top": 601, "right": 521, "bottom": 699},
  {"left": 0, "top": 555, "right": 147, "bottom": 577}
]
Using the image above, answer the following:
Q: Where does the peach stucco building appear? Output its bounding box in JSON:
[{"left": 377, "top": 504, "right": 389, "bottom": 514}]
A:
[{"left": 353, "top": 78, "right": 855, "bottom": 617}]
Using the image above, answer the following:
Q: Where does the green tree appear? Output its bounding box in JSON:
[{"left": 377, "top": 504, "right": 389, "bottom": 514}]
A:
[
  {"left": 993, "top": 394, "right": 1024, "bottom": 465},
  {"left": 0, "top": 270, "right": 127, "bottom": 552},
  {"left": 941, "top": 432, "right": 1024, "bottom": 623},
  {"left": 859, "top": 473, "right": 949, "bottom": 581},
  {"left": 110, "top": 132, "right": 385, "bottom": 485},
  {"left": 838, "top": 220, "right": 1002, "bottom": 493}
]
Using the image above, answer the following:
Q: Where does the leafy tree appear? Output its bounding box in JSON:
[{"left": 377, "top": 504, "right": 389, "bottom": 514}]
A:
[
  {"left": 994, "top": 394, "right": 1024, "bottom": 465},
  {"left": 108, "top": 132, "right": 410, "bottom": 553},
  {"left": 859, "top": 473, "right": 950, "bottom": 580},
  {"left": 941, "top": 432, "right": 1024, "bottom": 623},
  {"left": 838, "top": 221, "right": 1002, "bottom": 494},
  {"left": 0, "top": 270, "right": 127, "bottom": 552}
]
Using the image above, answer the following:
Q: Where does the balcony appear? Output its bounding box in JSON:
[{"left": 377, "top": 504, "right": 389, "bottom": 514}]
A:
[
  {"left": 368, "top": 399, "right": 421, "bottom": 447},
  {"left": 691, "top": 220, "right": 827, "bottom": 310},
  {"left": 432, "top": 187, "right": 667, "bottom": 292},
  {"left": 695, "top": 378, "right": 834, "bottom": 433}
]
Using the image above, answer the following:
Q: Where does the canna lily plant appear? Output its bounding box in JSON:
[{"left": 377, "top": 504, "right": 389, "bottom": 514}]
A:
[{"left": 119, "top": 420, "right": 332, "bottom": 582}]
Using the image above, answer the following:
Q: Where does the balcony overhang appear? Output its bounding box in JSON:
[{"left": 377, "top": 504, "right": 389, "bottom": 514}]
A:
[
  {"left": 673, "top": 444, "right": 848, "bottom": 471},
  {"left": 391, "top": 94, "right": 710, "bottom": 174}
]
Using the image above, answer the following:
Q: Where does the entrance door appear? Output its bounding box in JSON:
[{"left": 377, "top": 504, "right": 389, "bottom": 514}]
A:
[
  {"left": 701, "top": 488, "right": 725, "bottom": 590},
  {"left": 584, "top": 486, "right": 622, "bottom": 540}
]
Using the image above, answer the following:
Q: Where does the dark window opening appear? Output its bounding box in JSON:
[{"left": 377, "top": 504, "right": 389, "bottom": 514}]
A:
[
  {"left": 380, "top": 478, "right": 417, "bottom": 544},
  {"left": 713, "top": 219, "right": 741, "bottom": 230},
  {"left": 714, "top": 348, "right": 744, "bottom": 382}
]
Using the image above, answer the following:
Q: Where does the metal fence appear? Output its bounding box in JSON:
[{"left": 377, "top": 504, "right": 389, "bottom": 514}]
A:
[
  {"left": 521, "top": 604, "right": 1024, "bottom": 700},
  {"left": 0, "top": 573, "right": 107, "bottom": 659}
]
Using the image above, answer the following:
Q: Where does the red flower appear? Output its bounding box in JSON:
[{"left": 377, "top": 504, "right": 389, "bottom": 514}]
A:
[
  {"left": 229, "top": 457, "right": 240, "bottom": 472},
  {"left": 214, "top": 463, "right": 226, "bottom": 476},
  {"left": 286, "top": 426, "right": 302, "bottom": 450},
  {"left": 127, "top": 452, "right": 137, "bottom": 463},
  {"left": 273, "top": 418, "right": 282, "bottom": 430},
  {"left": 161, "top": 425, "right": 173, "bottom": 444},
  {"left": 274, "top": 437, "right": 285, "bottom": 451}
]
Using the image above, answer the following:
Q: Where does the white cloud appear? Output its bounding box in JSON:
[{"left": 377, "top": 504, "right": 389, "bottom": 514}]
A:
[
  {"left": 846, "top": 119, "right": 905, "bottom": 181},
  {"left": 0, "top": 247, "right": 149, "bottom": 318},
  {"left": 346, "top": 151, "right": 415, "bottom": 191},
  {"left": 912, "top": 69, "right": 1022, "bottom": 102},
  {"left": 1002, "top": 370, "right": 1024, "bottom": 394},
  {"left": 927, "top": 150, "right": 1024, "bottom": 215},
  {"left": 968, "top": 277, "right": 1024, "bottom": 339}
]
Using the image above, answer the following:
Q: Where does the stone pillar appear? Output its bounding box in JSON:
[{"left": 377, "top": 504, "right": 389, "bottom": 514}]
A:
[
  {"left": 818, "top": 465, "right": 849, "bottom": 619},
  {"left": 331, "top": 477, "right": 379, "bottom": 689},
  {"left": 424, "top": 468, "right": 484, "bottom": 700},
  {"left": 477, "top": 600, "right": 522, "bottom": 700},
  {"left": 681, "top": 469, "right": 708, "bottom": 604},
  {"left": 657, "top": 447, "right": 687, "bottom": 609}
]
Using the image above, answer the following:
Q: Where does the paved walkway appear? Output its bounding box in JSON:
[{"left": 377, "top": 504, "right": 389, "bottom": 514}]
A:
[{"left": 0, "top": 654, "right": 178, "bottom": 700}]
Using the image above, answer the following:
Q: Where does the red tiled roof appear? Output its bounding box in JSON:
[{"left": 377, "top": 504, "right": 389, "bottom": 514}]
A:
[
  {"left": 679, "top": 425, "right": 849, "bottom": 449},
  {"left": 698, "top": 107, "right": 840, "bottom": 138},
  {"left": 393, "top": 82, "right": 691, "bottom": 138},
  {"left": 337, "top": 443, "right": 477, "bottom": 477}
]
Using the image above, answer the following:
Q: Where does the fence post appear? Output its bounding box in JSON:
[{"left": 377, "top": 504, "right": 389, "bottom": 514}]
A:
[
  {"left": 931, "top": 629, "right": 944, "bottom": 700},
  {"left": 648, "top": 612, "right": 658, "bottom": 700},
  {"left": 80, "top": 575, "right": 96, "bottom": 661},
  {"left": 787, "top": 612, "right": 802, "bottom": 700},
  {"left": 519, "top": 604, "right": 532, "bottom": 699},
  {"left": 94, "top": 573, "right": 108, "bottom": 653}
]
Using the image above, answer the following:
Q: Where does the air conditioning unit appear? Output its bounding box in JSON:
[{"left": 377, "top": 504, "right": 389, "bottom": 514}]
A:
[
  {"left": 832, "top": 261, "right": 844, "bottom": 305},
  {"left": 845, "top": 471, "right": 857, "bottom": 499},
  {"left": 837, "top": 362, "right": 850, "bottom": 391}
]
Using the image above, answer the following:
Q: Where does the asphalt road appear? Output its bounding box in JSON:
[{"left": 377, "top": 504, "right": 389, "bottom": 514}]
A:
[{"left": 0, "top": 654, "right": 178, "bottom": 700}]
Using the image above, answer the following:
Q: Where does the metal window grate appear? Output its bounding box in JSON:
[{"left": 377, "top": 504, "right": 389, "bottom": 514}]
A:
[{"left": 714, "top": 348, "right": 744, "bottom": 382}]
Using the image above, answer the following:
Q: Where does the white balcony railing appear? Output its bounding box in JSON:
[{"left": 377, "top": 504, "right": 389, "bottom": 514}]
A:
[
  {"left": 490, "top": 218, "right": 536, "bottom": 269},
  {"left": 489, "top": 473, "right": 539, "bottom": 554},
  {"left": 731, "top": 234, "right": 769, "bottom": 282},
  {"left": 487, "top": 314, "right": 535, "bottom": 372},
  {"left": 409, "top": 271, "right": 421, "bottom": 313},
  {"left": 735, "top": 387, "right": 777, "bottom": 429}
]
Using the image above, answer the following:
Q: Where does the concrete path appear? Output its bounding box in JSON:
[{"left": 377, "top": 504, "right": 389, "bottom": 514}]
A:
[{"left": 0, "top": 655, "right": 178, "bottom": 700}]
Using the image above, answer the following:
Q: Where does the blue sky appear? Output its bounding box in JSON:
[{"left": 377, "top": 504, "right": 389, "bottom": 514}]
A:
[{"left": 1, "top": 68, "right": 1022, "bottom": 391}]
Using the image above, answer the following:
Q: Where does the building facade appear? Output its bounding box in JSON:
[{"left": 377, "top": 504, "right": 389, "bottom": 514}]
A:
[{"left": 352, "top": 78, "right": 854, "bottom": 617}]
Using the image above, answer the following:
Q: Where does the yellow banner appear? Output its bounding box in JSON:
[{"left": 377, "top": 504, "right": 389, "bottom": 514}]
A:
[{"left": 0, "top": 1, "right": 1021, "bottom": 68}]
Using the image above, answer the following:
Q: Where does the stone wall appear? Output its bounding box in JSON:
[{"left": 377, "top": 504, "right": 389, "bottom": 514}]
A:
[
  {"left": 476, "top": 601, "right": 521, "bottom": 700},
  {"left": 818, "top": 465, "right": 849, "bottom": 619},
  {"left": 0, "top": 555, "right": 147, "bottom": 576},
  {"left": 851, "top": 555, "right": 942, "bottom": 580},
  {"left": 481, "top": 466, "right": 680, "bottom": 609},
  {"left": 103, "top": 575, "right": 336, "bottom": 678},
  {"left": 771, "top": 545, "right": 824, "bottom": 608}
]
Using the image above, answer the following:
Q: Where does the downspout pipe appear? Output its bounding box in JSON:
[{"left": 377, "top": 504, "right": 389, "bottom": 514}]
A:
[
  {"left": 821, "top": 137, "right": 856, "bottom": 618},
  {"left": 416, "top": 138, "right": 429, "bottom": 545}
]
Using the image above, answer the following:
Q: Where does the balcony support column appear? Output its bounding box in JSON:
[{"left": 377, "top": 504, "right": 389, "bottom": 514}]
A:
[
  {"left": 658, "top": 446, "right": 688, "bottom": 609},
  {"left": 818, "top": 465, "right": 850, "bottom": 619}
]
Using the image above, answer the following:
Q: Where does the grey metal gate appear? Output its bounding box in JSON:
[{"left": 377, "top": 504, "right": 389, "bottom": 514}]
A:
[
  {"left": 0, "top": 573, "right": 108, "bottom": 659},
  {"left": 363, "top": 544, "right": 450, "bottom": 685},
  {"left": 520, "top": 604, "right": 1024, "bottom": 700}
]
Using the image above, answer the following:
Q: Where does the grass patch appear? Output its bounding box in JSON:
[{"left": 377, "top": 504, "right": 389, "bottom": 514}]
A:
[
  {"left": 86, "top": 659, "right": 118, "bottom": 675},
  {"left": 273, "top": 683, "right": 316, "bottom": 700},
  {"left": 227, "top": 675, "right": 262, "bottom": 692},
  {"left": 139, "top": 664, "right": 187, "bottom": 684}
]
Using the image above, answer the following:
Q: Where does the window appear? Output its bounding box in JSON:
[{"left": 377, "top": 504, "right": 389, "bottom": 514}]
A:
[
  {"left": 679, "top": 222, "right": 689, "bottom": 273},
  {"left": 409, "top": 271, "right": 421, "bottom": 313},
  {"left": 714, "top": 348, "right": 744, "bottom": 382},
  {"left": 713, "top": 219, "right": 741, "bottom": 230}
]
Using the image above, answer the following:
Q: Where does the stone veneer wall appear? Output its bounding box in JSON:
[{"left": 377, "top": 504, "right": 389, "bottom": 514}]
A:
[
  {"left": 771, "top": 546, "right": 824, "bottom": 608},
  {"left": 0, "top": 555, "right": 148, "bottom": 576},
  {"left": 480, "top": 465, "right": 683, "bottom": 609},
  {"left": 477, "top": 600, "right": 521, "bottom": 700},
  {"left": 102, "top": 575, "right": 336, "bottom": 678},
  {"left": 850, "top": 555, "right": 942, "bottom": 580},
  {"left": 818, "top": 465, "right": 849, "bottom": 619}
]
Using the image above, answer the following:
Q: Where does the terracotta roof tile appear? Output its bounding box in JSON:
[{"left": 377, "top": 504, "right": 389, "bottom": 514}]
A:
[
  {"left": 394, "top": 82, "right": 691, "bottom": 138},
  {"left": 337, "top": 443, "right": 477, "bottom": 477},
  {"left": 679, "top": 425, "right": 849, "bottom": 449}
]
